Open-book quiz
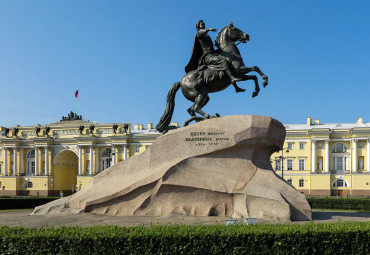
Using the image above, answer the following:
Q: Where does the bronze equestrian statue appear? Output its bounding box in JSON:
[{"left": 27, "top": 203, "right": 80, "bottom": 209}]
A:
[{"left": 156, "top": 21, "right": 268, "bottom": 133}]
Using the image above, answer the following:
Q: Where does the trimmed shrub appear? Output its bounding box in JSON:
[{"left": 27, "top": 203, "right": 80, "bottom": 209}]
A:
[
  {"left": 0, "top": 197, "right": 59, "bottom": 210},
  {"left": 0, "top": 222, "right": 369, "bottom": 254},
  {"left": 307, "top": 197, "right": 370, "bottom": 211}
]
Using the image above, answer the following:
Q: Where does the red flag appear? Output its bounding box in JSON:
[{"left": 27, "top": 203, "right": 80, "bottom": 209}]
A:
[{"left": 75, "top": 90, "right": 78, "bottom": 98}]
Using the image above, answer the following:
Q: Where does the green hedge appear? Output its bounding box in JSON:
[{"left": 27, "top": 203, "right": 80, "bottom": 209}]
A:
[
  {"left": 0, "top": 197, "right": 59, "bottom": 210},
  {"left": 0, "top": 222, "right": 369, "bottom": 254},
  {"left": 307, "top": 197, "right": 370, "bottom": 211}
]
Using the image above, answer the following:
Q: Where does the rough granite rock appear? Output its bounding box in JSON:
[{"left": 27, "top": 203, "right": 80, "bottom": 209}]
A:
[{"left": 32, "top": 115, "right": 312, "bottom": 222}]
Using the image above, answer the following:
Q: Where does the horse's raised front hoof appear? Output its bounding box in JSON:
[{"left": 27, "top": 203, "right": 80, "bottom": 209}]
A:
[
  {"left": 262, "top": 76, "right": 268, "bottom": 88},
  {"left": 252, "top": 90, "right": 259, "bottom": 98}
]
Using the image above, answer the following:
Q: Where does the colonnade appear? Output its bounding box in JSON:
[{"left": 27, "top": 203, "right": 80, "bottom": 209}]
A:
[
  {"left": 2, "top": 146, "right": 50, "bottom": 176},
  {"left": 1, "top": 143, "right": 129, "bottom": 177},
  {"left": 311, "top": 139, "right": 370, "bottom": 173}
]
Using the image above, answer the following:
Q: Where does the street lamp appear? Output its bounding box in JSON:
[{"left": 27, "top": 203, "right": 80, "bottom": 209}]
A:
[{"left": 278, "top": 148, "right": 290, "bottom": 179}]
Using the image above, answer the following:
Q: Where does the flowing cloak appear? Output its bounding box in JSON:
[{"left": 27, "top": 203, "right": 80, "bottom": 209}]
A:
[
  {"left": 185, "top": 35, "right": 203, "bottom": 73},
  {"left": 185, "top": 33, "right": 229, "bottom": 74}
]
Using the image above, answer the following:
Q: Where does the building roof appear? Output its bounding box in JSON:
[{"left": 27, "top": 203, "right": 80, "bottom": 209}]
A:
[{"left": 286, "top": 122, "right": 370, "bottom": 131}]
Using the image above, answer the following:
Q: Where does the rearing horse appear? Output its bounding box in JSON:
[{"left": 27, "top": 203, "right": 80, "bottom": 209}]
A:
[{"left": 156, "top": 23, "right": 268, "bottom": 133}]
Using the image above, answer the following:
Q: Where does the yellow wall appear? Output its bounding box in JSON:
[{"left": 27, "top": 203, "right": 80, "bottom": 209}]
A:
[{"left": 54, "top": 165, "right": 77, "bottom": 191}]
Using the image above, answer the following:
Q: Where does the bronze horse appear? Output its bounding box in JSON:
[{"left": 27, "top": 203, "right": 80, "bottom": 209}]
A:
[{"left": 156, "top": 23, "right": 268, "bottom": 133}]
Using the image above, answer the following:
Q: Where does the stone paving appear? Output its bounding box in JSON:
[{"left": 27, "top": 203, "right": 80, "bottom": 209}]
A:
[{"left": 0, "top": 210, "right": 369, "bottom": 228}]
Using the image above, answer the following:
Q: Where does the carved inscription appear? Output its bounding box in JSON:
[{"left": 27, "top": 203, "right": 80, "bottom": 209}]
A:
[{"left": 185, "top": 131, "right": 229, "bottom": 146}]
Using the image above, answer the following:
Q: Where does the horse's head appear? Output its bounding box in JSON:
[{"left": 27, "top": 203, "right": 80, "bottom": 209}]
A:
[
  {"left": 227, "top": 22, "right": 249, "bottom": 43},
  {"left": 215, "top": 22, "right": 249, "bottom": 48}
]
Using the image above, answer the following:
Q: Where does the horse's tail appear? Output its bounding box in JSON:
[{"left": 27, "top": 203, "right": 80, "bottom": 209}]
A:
[{"left": 156, "top": 82, "right": 181, "bottom": 133}]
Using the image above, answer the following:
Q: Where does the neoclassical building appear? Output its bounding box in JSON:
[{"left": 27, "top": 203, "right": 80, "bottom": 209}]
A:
[
  {"left": 1, "top": 114, "right": 369, "bottom": 197},
  {"left": 272, "top": 117, "right": 370, "bottom": 196},
  {"left": 0, "top": 112, "right": 161, "bottom": 196}
]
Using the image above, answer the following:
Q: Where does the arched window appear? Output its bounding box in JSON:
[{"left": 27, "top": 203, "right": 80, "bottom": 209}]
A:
[
  {"left": 331, "top": 143, "right": 349, "bottom": 171},
  {"left": 332, "top": 179, "right": 349, "bottom": 187},
  {"left": 26, "top": 150, "right": 35, "bottom": 158},
  {"left": 26, "top": 149, "right": 35, "bottom": 175},
  {"left": 332, "top": 143, "right": 347, "bottom": 153},
  {"left": 101, "top": 148, "right": 112, "bottom": 171}
]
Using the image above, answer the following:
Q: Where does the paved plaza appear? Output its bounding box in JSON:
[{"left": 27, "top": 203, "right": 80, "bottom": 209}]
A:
[{"left": 0, "top": 210, "right": 369, "bottom": 228}]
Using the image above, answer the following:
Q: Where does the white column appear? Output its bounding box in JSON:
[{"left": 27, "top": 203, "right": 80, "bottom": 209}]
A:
[
  {"left": 78, "top": 146, "right": 82, "bottom": 175},
  {"left": 95, "top": 146, "right": 99, "bottom": 174},
  {"left": 123, "top": 144, "right": 127, "bottom": 160},
  {"left": 13, "top": 147, "right": 17, "bottom": 176},
  {"left": 367, "top": 139, "right": 370, "bottom": 172},
  {"left": 3, "top": 148, "right": 8, "bottom": 176},
  {"left": 352, "top": 139, "right": 357, "bottom": 173},
  {"left": 44, "top": 147, "right": 49, "bottom": 176},
  {"left": 20, "top": 149, "right": 24, "bottom": 175},
  {"left": 311, "top": 140, "right": 316, "bottom": 173},
  {"left": 111, "top": 145, "right": 116, "bottom": 166},
  {"left": 325, "top": 140, "right": 330, "bottom": 172},
  {"left": 35, "top": 147, "right": 39, "bottom": 176},
  {"left": 89, "top": 145, "right": 93, "bottom": 175}
]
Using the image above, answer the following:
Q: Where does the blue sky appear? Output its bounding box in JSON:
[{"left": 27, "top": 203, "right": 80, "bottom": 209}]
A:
[{"left": 1, "top": 1, "right": 369, "bottom": 127}]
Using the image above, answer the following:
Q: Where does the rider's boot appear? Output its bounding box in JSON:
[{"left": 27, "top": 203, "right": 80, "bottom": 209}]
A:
[
  {"left": 233, "top": 83, "right": 246, "bottom": 93},
  {"left": 225, "top": 69, "right": 242, "bottom": 84}
]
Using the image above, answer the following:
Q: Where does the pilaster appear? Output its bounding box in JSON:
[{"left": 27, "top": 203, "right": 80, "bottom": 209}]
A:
[
  {"left": 44, "top": 146, "right": 49, "bottom": 176},
  {"left": 3, "top": 148, "right": 8, "bottom": 176},
  {"left": 89, "top": 145, "right": 94, "bottom": 175},
  {"left": 13, "top": 147, "right": 17, "bottom": 176},
  {"left": 311, "top": 140, "right": 316, "bottom": 173},
  {"left": 112, "top": 145, "right": 116, "bottom": 166},
  {"left": 78, "top": 146, "right": 82, "bottom": 175},
  {"left": 35, "top": 147, "right": 39, "bottom": 176},
  {"left": 352, "top": 139, "right": 357, "bottom": 173},
  {"left": 325, "top": 140, "right": 330, "bottom": 172},
  {"left": 123, "top": 144, "right": 127, "bottom": 160}
]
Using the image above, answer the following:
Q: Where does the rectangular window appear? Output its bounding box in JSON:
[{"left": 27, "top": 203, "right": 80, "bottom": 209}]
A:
[
  {"left": 299, "top": 179, "right": 304, "bottom": 187},
  {"left": 0, "top": 163, "right": 2, "bottom": 173},
  {"left": 287, "top": 159, "right": 293, "bottom": 170},
  {"left": 135, "top": 146, "right": 140, "bottom": 153},
  {"left": 299, "top": 159, "right": 305, "bottom": 170},
  {"left": 31, "top": 162, "right": 35, "bottom": 173},
  {"left": 299, "top": 143, "right": 305, "bottom": 150},
  {"left": 287, "top": 179, "right": 292, "bottom": 185},
  {"left": 275, "top": 159, "right": 281, "bottom": 170},
  {"left": 337, "top": 157, "right": 343, "bottom": 170},
  {"left": 287, "top": 143, "right": 293, "bottom": 150},
  {"left": 27, "top": 182, "right": 33, "bottom": 188}
]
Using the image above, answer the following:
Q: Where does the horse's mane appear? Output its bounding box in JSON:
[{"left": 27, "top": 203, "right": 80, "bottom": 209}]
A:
[{"left": 215, "top": 26, "right": 228, "bottom": 48}]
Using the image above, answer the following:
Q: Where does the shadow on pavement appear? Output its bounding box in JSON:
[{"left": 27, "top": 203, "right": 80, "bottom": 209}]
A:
[{"left": 312, "top": 211, "right": 370, "bottom": 221}]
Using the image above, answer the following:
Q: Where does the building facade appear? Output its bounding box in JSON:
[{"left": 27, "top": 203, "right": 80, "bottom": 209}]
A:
[
  {"left": 272, "top": 117, "right": 370, "bottom": 196},
  {"left": 0, "top": 112, "right": 161, "bottom": 196},
  {"left": 1, "top": 114, "right": 369, "bottom": 197}
]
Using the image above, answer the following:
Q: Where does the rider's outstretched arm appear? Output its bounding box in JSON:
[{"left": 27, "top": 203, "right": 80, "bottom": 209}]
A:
[{"left": 197, "top": 28, "right": 217, "bottom": 36}]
